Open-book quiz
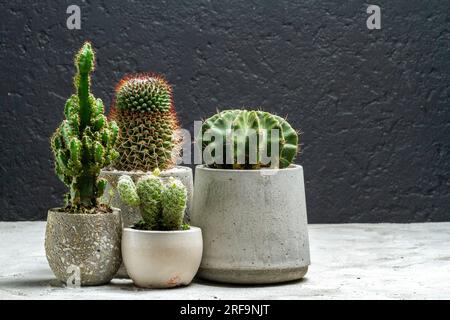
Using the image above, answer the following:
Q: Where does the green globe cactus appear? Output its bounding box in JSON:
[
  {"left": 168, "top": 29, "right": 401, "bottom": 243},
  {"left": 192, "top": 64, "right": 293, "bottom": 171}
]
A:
[
  {"left": 51, "top": 42, "right": 119, "bottom": 209},
  {"left": 200, "top": 109, "right": 299, "bottom": 169},
  {"left": 110, "top": 74, "right": 179, "bottom": 172},
  {"left": 117, "top": 170, "right": 187, "bottom": 231}
]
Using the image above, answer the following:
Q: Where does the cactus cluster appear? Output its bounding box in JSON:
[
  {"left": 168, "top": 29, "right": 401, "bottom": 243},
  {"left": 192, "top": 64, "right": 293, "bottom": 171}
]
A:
[
  {"left": 117, "top": 170, "right": 187, "bottom": 231},
  {"left": 200, "top": 109, "right": 299, "bottom": 169},
  {"left": 51, "top": 42, "right": 119, "bottom": 208},
  {"left": 110, "top": 74, "right": 179, "bottom": 172}
]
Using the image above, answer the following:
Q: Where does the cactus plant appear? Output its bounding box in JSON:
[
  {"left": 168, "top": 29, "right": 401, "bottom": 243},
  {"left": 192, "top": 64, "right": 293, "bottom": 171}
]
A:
[
  {"left": 200, "top": 109, "right": 299, "bottom": 169},
  {"left": 51, "top": 42, "right": 119, "bottom": 209},
  {"left": 117, "top": 170, "right": 187, "bottom": 231},
  {"left": 110, "top": 74, "right": 179, "bottom": 172}
]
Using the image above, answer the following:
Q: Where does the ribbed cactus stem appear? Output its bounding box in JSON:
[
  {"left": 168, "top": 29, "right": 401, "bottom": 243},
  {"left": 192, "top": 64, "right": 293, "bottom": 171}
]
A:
[
  {"left": 76, "top": 43, "right": 93, "bottom": 129},
  {"left": 201, "top": 109, "right": 299, "bottom": 169},
  {"left": 161, "top": 177, "right": 187, "bottom": 230},
  {"left": 78, "top": 175, "right": 94, "bottom": 206}
]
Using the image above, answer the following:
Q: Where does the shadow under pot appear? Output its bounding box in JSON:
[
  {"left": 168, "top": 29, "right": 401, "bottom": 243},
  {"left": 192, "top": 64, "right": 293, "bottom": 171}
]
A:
[
  {"left": 191, "top": 164, "right": 311, "bottom": 284},
  {"left": 45, "top": 208, "right": 122, "bottom": 286},
  {"left": 122, "top": 226, "right": 203, "bottom": 288}
]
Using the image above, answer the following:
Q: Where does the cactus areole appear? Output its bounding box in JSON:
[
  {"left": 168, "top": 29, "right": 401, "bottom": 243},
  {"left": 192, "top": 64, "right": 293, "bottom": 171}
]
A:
[{"left": 51, "top": 42, "right": 119, "bottom": 210}]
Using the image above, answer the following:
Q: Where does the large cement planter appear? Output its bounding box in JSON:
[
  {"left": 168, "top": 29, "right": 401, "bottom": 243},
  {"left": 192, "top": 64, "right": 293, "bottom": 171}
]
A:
[
  {"left": 45, "top": 208, "right": 122, "bottom": 286},
  {"left": 122, "top": 227, "right": 203, "bottom": 288},
  {"left": 100, "top": 165, "right": 193, "bottom": 278},
  {"left": 191, "top": 164, "right": 310, "bottom": 284}
]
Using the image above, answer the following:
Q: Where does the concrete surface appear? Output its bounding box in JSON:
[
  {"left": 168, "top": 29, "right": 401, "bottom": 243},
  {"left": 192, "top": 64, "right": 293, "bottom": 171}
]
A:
[
  {"left": 2, "top": 1, "right": 450, "bottom": 223},
  {"left": 0, "top": 222, "right": 449, "bottom": 299}
]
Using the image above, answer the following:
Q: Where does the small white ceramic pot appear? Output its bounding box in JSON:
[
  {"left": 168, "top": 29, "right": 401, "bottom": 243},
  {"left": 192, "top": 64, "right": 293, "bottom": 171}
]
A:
[
  {"left": 122, "top": 226, "right": 203, "bottom": 288},
  {"left": 100, "top": 166, "right": 194, "bottom": 278}
]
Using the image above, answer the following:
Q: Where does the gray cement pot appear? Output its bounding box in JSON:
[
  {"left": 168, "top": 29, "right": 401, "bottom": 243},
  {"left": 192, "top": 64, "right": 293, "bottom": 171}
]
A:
[
  {"left": 122, "top": 227, "right": 203, "bottom": 288},
  {"left": 191, "top": 164, "right": 310, "bottom": 284},
  {"left": 100, "top": 166, "right": 193, "bottom": 278},
  {"left": 45, "top": 208, "right": 122, "bottom": 286}
]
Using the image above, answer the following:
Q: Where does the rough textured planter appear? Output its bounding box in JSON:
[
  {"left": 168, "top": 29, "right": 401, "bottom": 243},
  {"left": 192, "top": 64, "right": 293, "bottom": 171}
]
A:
[
  {"left": 100, "top": 166, "right": 193, "bottom": 278},
  {"left": 45, "top": 208, "right": 122, "bottom": 286},
  {"left": 122, "top": 227, "right": 203, "bottom": 288},
  {"left": 191, "top": 164, "right": 310, "bottom": 284}
]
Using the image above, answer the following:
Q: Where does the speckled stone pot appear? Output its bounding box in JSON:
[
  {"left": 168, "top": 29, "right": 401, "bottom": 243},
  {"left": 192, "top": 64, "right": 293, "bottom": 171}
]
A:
[
  {"left": 45, "top": 208, "right": 122, "bottom": 286},
  {"left": 191, "top": 164, "right": 310, "bottom": 284},
  {"left": 100, "top": 166, "right": 194, "bottom": 278}
]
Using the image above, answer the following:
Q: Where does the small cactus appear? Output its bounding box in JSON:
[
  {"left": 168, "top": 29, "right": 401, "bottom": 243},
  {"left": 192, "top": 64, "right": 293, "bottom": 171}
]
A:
[
  {"left": 110, "top": 74, "right": 179, "bottom": 172},
  {"left": 117, "top": 170, "right": 187, "bottom": 230},
  {"left": 200, "top": 109, "right": 299, "bottom": 169},
  {"left": 51, "top": 42, "right": 119, "bottom": 208}
]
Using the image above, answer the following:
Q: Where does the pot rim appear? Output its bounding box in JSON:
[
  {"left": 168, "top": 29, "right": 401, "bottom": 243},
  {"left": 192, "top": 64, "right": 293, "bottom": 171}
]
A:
[
  {"left": 195, "top": 164, "right": 302, "bottom": 173},
  {"left": 123, "top": 226, "right": 201, "bottom": 234},
  {"left": 47, "top": 207, "right": 121, "bottom": 216},
  {"left": 100, "top": 165, "right": 192, "bottom": 175}
]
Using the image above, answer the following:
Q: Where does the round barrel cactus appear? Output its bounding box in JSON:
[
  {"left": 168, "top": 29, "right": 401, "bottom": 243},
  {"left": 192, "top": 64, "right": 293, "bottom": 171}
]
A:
[
  {"left": 200, "top": 109, "right": 299, "bottom": 169},
  {"left": 110, "top": 74, "right": 179, "bottom": 172}
]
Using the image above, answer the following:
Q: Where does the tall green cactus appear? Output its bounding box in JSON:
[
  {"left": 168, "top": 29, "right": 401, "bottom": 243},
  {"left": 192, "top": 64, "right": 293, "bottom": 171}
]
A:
[
  {"left": 51, "top": 42, "right": 119, "bottom": 209},
  {"left": 200, "top": 109, "right": 299, "bottom": 169},
  {"left": 117, "top": 170, "right": 187, "bottom": 231}
]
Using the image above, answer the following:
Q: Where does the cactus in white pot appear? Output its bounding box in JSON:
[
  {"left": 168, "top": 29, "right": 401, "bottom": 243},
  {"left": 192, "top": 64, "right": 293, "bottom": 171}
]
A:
[{"left": 118, "top": 170, "right": 202, "bottom": 289}]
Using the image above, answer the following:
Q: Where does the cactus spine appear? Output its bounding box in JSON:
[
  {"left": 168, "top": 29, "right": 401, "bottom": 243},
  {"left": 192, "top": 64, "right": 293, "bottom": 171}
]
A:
[
  {"left": 117, "top": 170, "right": 187, "bottom": 231},
  {"left": 110, "top": 74, "right": 179, "bottom": 172},
  {"left": 201, "top": 109, "right": 299, "bottom": 169},
  {"left": 51, "top": 42, "right": 119, "bottom": 209}
]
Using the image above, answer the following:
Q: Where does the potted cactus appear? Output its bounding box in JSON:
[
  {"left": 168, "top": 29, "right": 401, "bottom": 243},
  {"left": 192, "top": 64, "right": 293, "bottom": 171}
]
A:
[
  {"left": 45, "top": 42, "right": 122, "bottom": 286},
  {"left": 191, "top": 109, "right": 310, "bottom": 284},
  {"left": 100, "top": 74, "right": 194, "bottom": 277},
  {"left": 117, "top": 170, "right": 202, "bottom": 288},
  {"left": 100, "top": 74, "right": 193, "bottom": 228}
]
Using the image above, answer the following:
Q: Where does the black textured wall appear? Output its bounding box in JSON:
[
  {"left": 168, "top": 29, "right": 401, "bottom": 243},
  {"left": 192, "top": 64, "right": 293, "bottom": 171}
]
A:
[{"left": 1, "top": 0, "right": 449, "bottom": 222}]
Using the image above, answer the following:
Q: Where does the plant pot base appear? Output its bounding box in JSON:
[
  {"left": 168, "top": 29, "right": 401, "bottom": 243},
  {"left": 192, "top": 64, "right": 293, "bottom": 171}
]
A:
[
  {"left": 45, "top": 208, "right": 122, "bottom": 286},
  {"left": 197, "top": 266, "right": 308, "bottom": 284}
]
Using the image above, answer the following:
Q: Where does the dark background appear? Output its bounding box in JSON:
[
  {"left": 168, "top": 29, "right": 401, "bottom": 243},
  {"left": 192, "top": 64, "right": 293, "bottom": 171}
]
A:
[{"left": 1, "top": 0, "right": 449, "bottom": 222}]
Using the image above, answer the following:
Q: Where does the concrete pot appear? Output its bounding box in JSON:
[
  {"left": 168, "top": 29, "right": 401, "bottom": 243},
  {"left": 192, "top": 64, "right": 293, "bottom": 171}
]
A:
[
  {"left": 45, "top": 208, "right": 122, "bottom": 286},
  {"left": 100, "top": 166, "right": 193, "bottom": 278},
  {"left": 122, "top": 227, "right": 203, "bottom": 288},
  {"left": 191, "top": 164, "right": 310, "bottom": 284}
]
